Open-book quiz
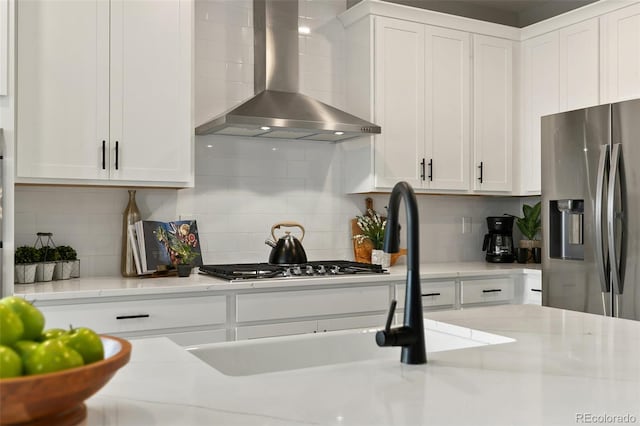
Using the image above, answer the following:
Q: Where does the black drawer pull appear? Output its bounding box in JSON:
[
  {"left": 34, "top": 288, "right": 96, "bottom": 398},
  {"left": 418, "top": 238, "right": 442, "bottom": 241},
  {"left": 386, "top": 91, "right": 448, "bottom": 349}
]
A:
[
  {"left": 531, "top": 289, "right": 542, "bottom": 293},
  {"left": 116, "top": 314, "right": 150, "bottom": 320},
  {"left": 101, "top": 140, "right": 106, "bottom": 170},
  {"left": 482, "top": 289, "right": 502, "bottom": 293},
  {"left": 422, "top": 292, "right": 441, "bottom": 297}
]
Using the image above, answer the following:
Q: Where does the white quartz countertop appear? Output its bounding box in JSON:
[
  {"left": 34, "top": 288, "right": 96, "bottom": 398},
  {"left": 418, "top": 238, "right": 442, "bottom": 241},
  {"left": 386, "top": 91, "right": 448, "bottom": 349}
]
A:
[
  {"left": 83, "top": 305, "right": 640, "bottom": 426},
  {"left": 15, "top": 262, "right": 540, "bottom": 300}
]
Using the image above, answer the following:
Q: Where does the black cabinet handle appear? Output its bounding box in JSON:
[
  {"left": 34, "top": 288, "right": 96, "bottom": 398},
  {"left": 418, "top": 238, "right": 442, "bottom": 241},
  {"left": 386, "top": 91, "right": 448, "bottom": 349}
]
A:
[
  {"left": 420, "top": 158, "right": 426, "bottom": 181},
  {"left": 478, "top": 161, "right": 484, "bottom": 183},
  {"left": 116, "top": 314, "right": 150, "bottom": 320},
  {"left": 101, "top": 140, "right": 106, "bottom": 170},
  {"left": 115, "top": 141, "right": 119, "bottom": 170},
  {"left": 428, "top": 159, "right": 433, "bottom": 181},
  {"left": 422, "top": 292, "right": 441, "bottom": 297},
  {"left": 482, "top": 289, "right": 502, "bottom": 293},
  {"left": 531, "top": 289, "right": 542, "bottom": 293}
]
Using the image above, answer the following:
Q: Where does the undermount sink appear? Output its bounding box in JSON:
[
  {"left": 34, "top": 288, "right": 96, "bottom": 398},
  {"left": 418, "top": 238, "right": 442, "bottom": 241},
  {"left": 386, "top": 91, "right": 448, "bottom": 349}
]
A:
[{"left": 186, "top": 319, "right": 515, "bottom": 376}]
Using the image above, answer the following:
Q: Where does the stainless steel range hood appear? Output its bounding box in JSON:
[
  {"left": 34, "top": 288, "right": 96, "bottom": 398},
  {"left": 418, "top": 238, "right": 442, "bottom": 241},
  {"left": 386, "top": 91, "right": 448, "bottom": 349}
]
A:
[{"left": 195, "top": 0, "right": 380, "bottom": 142}]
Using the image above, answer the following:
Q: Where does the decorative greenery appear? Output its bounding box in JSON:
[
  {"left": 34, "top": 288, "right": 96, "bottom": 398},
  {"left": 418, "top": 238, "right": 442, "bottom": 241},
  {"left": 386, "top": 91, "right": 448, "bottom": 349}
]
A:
[
  {"left": 37, "top": 246, "right": 61, "bottom": 262},
  {"left": 15, "top": 246, "right": 40, "bottom": 264},
  {"left": 56, "top": 245, "right": 78, "bottom": 261},
  {"left": 513, "top": 202, "right": 542, "bottom": 240},
  {"left": 353, "top": 209, "right": 387, "bottom": 250}
]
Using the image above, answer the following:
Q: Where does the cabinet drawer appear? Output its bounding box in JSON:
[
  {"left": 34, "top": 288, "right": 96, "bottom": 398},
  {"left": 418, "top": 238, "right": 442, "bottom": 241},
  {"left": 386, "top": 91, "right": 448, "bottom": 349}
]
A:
[
  {"left": 236, "top": 321, "right": 318, "bottom": 340},
  {"left": 317, "top": 314, "right": 387, "bottom": 332},
  {"left": 460, "top": 278, "right": 514, "bottom": 304},
  {"left": 236, "top": 286, "right": 389, "bottom": 322},
  {"left": 396, "top": 281, "right": 455, "bottom": 308},
  {"left": 39, "top": 296, "right": 226, "bottom": 334}
]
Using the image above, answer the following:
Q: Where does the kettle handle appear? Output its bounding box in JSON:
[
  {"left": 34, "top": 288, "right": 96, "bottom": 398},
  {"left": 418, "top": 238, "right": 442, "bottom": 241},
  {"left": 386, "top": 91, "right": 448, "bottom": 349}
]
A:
[{"left": 272, "top": 222, "right": 306, "bottom": 241}]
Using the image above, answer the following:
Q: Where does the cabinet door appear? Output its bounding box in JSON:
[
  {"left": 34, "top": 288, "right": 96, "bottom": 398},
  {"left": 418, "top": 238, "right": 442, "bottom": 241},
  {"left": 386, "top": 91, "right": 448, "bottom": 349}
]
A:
[
  {"left": 109, "top": 0, "right": 192, "bottom": 183},
  {"left": 16, "top": 0, "right": 110, "bottom": 180},
  {"left": 602, "top": 3, "right": 640, "bottom": 103},
  {"left": 473, "top": 35, "right": 512, "bottom": 192},
  {"left": 425, "top": 26, "right": 470, "bottom": 191},
  {"left": 559, "top": 18, "right": 599, "bottom": 111},
  {"left": 373, "top": 17, "right": 425, "bottom": 189},
  {"left": 521, "top": 32, "right": 559, "bottom": 195}
]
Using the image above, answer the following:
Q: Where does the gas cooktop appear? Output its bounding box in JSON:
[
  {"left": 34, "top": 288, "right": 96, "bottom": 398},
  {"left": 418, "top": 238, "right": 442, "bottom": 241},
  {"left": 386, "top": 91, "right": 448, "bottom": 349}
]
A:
[{"left": 199, "top": 261, "right": 387, "bottom": 282}]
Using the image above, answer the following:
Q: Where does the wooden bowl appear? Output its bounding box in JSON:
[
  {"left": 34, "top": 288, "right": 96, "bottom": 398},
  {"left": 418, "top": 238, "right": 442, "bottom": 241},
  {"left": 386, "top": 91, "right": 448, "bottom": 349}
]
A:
[{"left": 0, "top": 335, "right": 132, "bottom": 425}]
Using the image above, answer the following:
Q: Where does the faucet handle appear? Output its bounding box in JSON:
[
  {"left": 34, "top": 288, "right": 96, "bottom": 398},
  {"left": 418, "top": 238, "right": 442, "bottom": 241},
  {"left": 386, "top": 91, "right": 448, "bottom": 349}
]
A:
[{"left": 384, "top": 299, "right": 397, "bottom": 331}]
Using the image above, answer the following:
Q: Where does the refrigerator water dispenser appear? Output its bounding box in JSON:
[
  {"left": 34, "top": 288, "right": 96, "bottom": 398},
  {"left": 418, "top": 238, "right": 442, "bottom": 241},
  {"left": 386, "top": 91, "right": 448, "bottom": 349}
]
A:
[{"left": 549, "top": 200, "right": 584, "bottom": 260}]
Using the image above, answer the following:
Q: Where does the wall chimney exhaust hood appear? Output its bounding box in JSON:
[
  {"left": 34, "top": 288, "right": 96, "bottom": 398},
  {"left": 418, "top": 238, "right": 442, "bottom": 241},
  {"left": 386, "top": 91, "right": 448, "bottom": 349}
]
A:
[{"left": 195, "top": 0, "right": 381, "bottom": 142}]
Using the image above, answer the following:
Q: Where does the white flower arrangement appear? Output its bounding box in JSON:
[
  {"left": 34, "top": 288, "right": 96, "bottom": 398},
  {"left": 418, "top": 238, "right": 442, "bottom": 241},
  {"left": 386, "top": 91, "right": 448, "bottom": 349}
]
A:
[{"left": 353, "top": 209, "right": 387, "bottom": 250}]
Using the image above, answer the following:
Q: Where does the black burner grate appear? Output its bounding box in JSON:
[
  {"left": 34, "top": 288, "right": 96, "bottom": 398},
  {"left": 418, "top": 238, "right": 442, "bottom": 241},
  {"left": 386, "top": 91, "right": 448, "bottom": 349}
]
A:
[{"left": 199, "top": 261, "right": 385, "bottom": 281}]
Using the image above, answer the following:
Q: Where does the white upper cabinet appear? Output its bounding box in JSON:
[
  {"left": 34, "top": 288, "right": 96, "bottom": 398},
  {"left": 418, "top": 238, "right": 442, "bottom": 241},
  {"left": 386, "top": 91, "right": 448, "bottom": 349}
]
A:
[
  {"left": 16, "top": 0, "right": 192, "bottom": 186},
  {"left": 17, "top": 0, "right": 110, "bottom": 181},
  {"left": 521, "top": 32, "right": 559, "bottom": 195},
  {"left": 343, "top": 11, "right": 481, "bottom": 194},
  {"left": 559, "top": 18, "right": 599, "bottom": 111},
  {"left": 424, "top": 26, "right": 470, "bottom": 191},
  {"left": 473, "top": 34, "right": 513, "bottom": 192},
  {"left": 519, "top": 17, "right": 599, "bottom": 194},
  {"left": 602, "top": 2, "right": 640, "bottom": 103},
  {"left": 374, "top": 19, "right": 471, "bottom": 192},
  {"left": 373, "top": 17, "right": 425, "bottom": 189}
]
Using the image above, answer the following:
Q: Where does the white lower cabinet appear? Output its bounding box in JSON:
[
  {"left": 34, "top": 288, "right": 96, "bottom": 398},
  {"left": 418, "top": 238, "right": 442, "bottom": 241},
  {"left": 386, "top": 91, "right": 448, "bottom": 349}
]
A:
[
  {"left": 37, "top": 295, "right": 226, "bottom": 341},
  {"left": 235, "top": 286, "right": 389, "bottom": 322},
  {"left": 460, "top": 277, "right": 515, "bottom": 305},
  {"left": 234, "top": 286, "right": 389, "bottom": 340},
  {"left": 236, "top": 321, "right": 319, "bottom": 340},
  {"left": 395, "top": 280, "right": 456, "bottom": 310},
  {"left": 523, "top": 274, "right": 542, "bottom": 305},
  {"left": 27, "top": 270, "right": 535, "bottom": 345}
]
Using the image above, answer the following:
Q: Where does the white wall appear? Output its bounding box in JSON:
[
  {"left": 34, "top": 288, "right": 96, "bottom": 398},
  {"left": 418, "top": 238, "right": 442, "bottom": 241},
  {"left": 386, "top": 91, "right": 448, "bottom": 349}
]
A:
[{"left": 14, "top": 0, "right": 529, "bottom": 277}]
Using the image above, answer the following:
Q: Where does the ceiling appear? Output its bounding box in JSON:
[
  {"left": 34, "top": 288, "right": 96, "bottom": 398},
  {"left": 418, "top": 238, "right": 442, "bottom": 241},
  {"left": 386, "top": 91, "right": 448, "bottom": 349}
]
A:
[{"left": 347, "top": 0, "right": 599, "bottom": 27}]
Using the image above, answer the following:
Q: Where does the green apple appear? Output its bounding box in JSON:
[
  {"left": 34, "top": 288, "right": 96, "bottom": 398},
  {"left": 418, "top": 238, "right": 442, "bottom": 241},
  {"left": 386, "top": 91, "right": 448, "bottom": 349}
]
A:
[
  {"left": 61, "top": 327, "right": 104, "bottom": 364},
  {"left": 24, "top": 339, "right": 84, "bottom": 375},
  {"left": 12, "top": 340, "right": 40, "bottom": 362},
  {"left": 39, "top": 328, "right": 67, "bottom": 342},
  {"left": 0, "top": 345, "right": 23, "bottom": 378},
  {"left": 0, "top": 304, "right": 24, "bottom": 346},
  {"left": 1, "top": 296, "right": 45, "bottom": 341}
]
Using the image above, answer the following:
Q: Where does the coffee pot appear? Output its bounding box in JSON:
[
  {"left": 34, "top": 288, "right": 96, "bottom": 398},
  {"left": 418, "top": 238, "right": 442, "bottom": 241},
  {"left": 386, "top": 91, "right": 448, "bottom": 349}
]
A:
[{"left": 482, "top": 216, "right": 515, "bottom": 263}]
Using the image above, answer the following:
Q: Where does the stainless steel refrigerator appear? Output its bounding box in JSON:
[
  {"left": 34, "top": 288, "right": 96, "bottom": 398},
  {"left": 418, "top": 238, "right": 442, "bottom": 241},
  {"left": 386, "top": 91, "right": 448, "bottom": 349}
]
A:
[{"left": 541, "top": 98, "right": 640, "bottom": 320}]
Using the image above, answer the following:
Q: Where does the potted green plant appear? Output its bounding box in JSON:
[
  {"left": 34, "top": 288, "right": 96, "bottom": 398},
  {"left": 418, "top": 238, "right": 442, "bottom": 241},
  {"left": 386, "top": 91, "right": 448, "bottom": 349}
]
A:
[
  {"left": 15, "top": 246, "right": 40, "bottom": 284},
  {"left": 513, "top": 201, "right": 542, "bottom": 249},
  {"left": 57, "top": 245, "right": 80, "bottom": 278},
  {"left": 353, "top": 209, "right": 390, "bottom": 267},
  {"left": 173, "top": 240, "right": 198, "bottom": 277},
  {"left": 35, "top": 246, "right": 59, "bottom": 282}
]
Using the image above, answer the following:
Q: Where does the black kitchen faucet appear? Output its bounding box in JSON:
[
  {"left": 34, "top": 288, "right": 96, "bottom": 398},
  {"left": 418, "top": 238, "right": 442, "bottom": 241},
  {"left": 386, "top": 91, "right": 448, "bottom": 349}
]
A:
[{"left": 375, "top": 181, "right": 427, "bottom": 365}]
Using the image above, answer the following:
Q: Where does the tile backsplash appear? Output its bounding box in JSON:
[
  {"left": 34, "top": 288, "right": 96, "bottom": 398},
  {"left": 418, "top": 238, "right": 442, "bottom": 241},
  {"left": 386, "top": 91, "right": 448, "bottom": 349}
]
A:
[{"left": 14, "top": 0, "right": 534, "bottom": 276}]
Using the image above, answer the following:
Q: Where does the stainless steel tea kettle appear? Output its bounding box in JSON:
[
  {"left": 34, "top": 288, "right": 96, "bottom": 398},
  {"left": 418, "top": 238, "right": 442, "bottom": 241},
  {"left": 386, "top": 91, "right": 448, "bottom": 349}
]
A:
[{"left": 265, "top": 222, "right": 308, "bottom": 264}]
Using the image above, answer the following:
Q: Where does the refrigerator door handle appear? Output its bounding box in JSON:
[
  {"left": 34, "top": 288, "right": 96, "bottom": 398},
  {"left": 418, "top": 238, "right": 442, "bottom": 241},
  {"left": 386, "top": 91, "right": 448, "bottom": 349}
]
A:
[
  {"left": 595, "top": 144, "right": 610, "bottom": 294},
  {"left": 607, "top": 143, "right": 624, "bottom": 297}
]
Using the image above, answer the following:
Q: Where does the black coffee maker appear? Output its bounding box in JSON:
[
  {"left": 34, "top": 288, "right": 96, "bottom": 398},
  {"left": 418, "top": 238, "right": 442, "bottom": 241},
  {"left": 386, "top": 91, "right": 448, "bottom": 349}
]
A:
[{"left": 482, "top": 216, "right": 515, "bottom": 263}]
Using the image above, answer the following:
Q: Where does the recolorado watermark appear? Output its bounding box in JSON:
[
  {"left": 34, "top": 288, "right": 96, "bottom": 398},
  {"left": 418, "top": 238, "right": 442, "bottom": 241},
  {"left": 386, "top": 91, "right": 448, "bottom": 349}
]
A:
[{"left": 576, "top": 413, "right": 638, "bottom": 424}]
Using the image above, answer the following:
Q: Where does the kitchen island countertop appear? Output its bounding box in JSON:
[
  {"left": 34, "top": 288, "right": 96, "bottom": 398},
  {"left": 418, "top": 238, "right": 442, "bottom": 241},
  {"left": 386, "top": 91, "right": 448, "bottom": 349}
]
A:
[
  {"left": 84, "top": 304, "right": 639, "bottom": 425},
  {"left": 15, "top": 261, "right": 540, "bottom": 301}
]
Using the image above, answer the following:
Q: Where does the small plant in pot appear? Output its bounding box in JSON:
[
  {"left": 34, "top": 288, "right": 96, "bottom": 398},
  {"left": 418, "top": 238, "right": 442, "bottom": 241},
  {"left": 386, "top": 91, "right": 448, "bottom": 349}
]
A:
[
  {"left": 353, "top": 209, "right": 390, "bottom": 267},
  {"left": 173, "top": 241, "right": 198, "bottom": 277},
  {"left": 15, "top": 246, "right": 40, "bottom": 284},
  {"left": 35, "top": 246, "right": 59, "bottom": 282},
  {"left": 57, "top": 245, "right": 80, "bottom": 278},
  {"left": 513, "top": 201, "right": 542, "bottom": 250}
]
